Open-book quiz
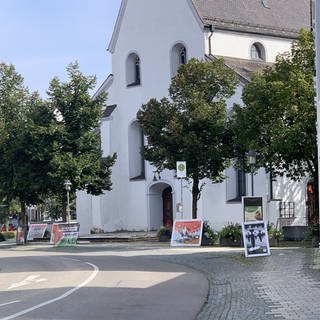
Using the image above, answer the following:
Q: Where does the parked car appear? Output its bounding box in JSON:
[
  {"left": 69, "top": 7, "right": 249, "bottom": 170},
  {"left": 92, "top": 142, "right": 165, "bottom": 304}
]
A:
[{"left": 0, "top": 223, "right": 16, "bottom": 232}]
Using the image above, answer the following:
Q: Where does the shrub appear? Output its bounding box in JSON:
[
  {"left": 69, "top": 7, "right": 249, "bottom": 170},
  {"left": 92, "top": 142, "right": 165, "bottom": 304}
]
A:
[
  {"left": 267, "top": 223, "right": 283, "bottom": 241},
  {"left": 157, "top": 226, "right": 171, "bottom": 238},
  {"left": 309, "top": 223, "right": 319, "bottom": 237},
  {"left": 202, "top": 221, "right": 217, "bottom": 244},
  {"left": 0, "top": 231, "right": 16, "bottom": 240},
  {"left": 218, "top": 222, "right": 242, "bottom": 242}
]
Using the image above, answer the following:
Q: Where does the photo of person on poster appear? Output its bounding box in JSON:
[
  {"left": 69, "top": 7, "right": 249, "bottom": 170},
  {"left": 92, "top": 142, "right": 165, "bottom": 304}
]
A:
[{"left": 242, "top": 222, "right": 270, "bottom": 257}]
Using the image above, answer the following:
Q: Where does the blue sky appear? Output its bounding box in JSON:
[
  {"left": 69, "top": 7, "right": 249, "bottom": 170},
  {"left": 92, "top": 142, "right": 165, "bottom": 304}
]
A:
[{"left": 0, "top": 0, "right": 121, "bottom": 97}]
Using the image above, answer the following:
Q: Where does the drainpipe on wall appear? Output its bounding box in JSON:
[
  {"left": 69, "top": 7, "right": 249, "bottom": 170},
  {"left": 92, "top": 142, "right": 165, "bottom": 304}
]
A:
[{"left": 208, "top": 25, "right": 214, "bottom": 56}]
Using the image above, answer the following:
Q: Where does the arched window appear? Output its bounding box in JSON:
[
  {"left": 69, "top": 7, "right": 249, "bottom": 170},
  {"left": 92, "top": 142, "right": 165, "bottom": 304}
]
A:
[
  {"left": 171, "top": 43, "right": 187, "bottom": 77},
  {"left": 251, "top": 42, "right": 265, "bottom": 61},
  {"left": 126, "top": 53, "right": 141, "bottom": 86},
  {"left": 128, "top": 121, "right": 145, "bottom": 180}
]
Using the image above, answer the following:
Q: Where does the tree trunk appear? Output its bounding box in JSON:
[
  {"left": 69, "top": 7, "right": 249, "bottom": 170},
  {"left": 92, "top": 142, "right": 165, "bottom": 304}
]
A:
[
  {"left": 20, "top": 201, "right": 27, "bottom": 244},
  {"left": 192, "top": 177, "right": 200, "bottom": 219}
]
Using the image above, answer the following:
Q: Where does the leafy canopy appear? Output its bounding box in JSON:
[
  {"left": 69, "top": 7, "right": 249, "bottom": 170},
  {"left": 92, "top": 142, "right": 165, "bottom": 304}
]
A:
[
  {"left": 232, "top": 30, "right": 316, "bottom": 180},
  {"left": 0, "top": 62, "right": 116, "bottom": 221},
  {"left": 0, "top": 63, "right": 48, "bottom": 206},
  {"left": 137, "top": 58, "right": 238, "bottom": 217},
  {"left": 47, "top": 62, "right": 116, "bottom": 197}
]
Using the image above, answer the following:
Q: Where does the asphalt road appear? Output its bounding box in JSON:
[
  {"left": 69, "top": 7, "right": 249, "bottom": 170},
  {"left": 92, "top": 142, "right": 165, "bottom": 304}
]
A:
[{"left": 0, "top": 244, "right": 208, "bottom": 320}]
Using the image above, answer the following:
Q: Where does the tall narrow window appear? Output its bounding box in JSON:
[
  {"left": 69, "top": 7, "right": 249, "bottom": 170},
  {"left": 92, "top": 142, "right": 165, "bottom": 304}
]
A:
[
  {"left": 171, "top": 43, "right": 187, "bottom": 77},
  {"left": 268, "top": 169, "right": 277, "bottom": 201},
  {"left": 126, "top": 53, "right": 141, "bottom": 86},
  {"left": 226, "top": 160, "right": 246, "bottom": 202},
  {"left": 251, "top": 42, "right": 265, "bottom": 61},
  {"left": 237, "top": 168, "right": 246, "bottom": 198},
  {"left": 128, "top": 121, "right": 145, "bottom": 180}
]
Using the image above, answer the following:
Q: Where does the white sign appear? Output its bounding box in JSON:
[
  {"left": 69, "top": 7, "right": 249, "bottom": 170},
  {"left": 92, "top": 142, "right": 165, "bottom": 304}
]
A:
[
  {"left": 27, "top": 223, "right": 48, "bottom": 241},
  {"left": 176, "top": 161, "right": 187, "bottom": 178}
]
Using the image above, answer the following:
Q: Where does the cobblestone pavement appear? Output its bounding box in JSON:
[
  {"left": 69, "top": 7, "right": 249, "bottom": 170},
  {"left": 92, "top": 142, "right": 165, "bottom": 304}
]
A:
[{"left": 153, "top": 247, "right": 320, "bottom": 320}]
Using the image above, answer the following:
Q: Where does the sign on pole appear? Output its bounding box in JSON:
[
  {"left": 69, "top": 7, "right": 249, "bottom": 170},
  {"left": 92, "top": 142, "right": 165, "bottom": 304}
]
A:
[{"left": 176, "top": 161, "right": 187, "bottom": 178}]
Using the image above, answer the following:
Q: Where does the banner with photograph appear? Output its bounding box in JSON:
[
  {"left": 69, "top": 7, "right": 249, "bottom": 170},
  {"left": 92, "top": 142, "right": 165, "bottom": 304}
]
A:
[
  {"left": 27, "top": 223, "right": 48, "bottom": 241},
  {"left": 242, "top": 221, "right": 270, "bottom": 257},
  {"left": 50, "top": 223, "right": 79, "bottom": 247},
  {"left": 171, "top": 219, "right": 203, "bottom": 247},
  {"left": 243, "top": 197, "right": 263, "bottom": 222}
]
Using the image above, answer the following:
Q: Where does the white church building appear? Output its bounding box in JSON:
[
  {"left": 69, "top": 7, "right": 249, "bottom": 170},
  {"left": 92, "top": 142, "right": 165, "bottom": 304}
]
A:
[{"left": 77, "top": 0, "right": 313, "bottom": 235}]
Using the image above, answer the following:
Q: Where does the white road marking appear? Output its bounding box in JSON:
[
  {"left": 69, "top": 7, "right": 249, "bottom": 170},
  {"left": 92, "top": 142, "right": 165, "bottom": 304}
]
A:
[
  {"left": 8, "top": 275, "right": 48, "bottom": 289},
  {"left": 1, "top": 262, "right": 99, "bottom": 320},
  {"left": 0, "top": 301, "right": 20, "bottom": 307}
]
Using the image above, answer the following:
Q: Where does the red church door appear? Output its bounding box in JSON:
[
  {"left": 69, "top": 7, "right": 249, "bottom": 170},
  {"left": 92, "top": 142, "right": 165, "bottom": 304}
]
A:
[{"left": 162, "top": 186, "right": 173, "bottom": 227}]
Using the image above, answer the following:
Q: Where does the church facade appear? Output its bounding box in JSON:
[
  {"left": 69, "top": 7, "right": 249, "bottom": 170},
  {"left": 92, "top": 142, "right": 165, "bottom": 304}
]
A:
[{"left": 77, "top": 0, "right": 312, "bottom": 235}]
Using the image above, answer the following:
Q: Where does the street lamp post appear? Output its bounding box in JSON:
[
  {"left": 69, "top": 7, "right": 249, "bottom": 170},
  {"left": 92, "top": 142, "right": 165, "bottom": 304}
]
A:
[
  {"left": 247, "top": 151, "right": 256, "bottom": 197},
  {"left": 64, "top": 180, "right": 72, "bottom": 224}
]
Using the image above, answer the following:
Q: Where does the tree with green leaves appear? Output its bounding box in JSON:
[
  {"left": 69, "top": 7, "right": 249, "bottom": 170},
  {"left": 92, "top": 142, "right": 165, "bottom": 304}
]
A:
[
  {"left": 137, "top": 58, "right": 238, "bottom": 218},
  {"left": 0, "top": 62, "right": 116, "bottom": 224},
  {"left": 0, "top": 63, "right": 47, "bottom": 221},
  {"left": 231, "top": 30, "right": 317, "bottom": 219},
  {"left": 46, "top": 62, "right": 116, "bottom": 220}
]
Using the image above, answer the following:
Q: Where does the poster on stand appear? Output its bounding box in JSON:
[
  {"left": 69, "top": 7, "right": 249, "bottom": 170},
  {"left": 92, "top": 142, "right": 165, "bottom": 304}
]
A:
[
  {"left": 171, "top": 219, "right": 203, "bottom": 247},
  {"left": 243, "top": 197, "right": 263, "bottom": 222},
  {"left": 27, "top": 223, "right": 48, "bottom": 241},
  {"left": 50, "top": 223, "right": 79, "bottom": 247},
  {"left": 242, "top": 221, "right": 270, "bottom": 257}
]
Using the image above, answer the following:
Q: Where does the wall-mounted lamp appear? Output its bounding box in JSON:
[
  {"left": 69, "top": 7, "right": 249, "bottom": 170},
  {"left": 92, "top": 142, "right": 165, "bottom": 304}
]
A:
[{"left": 152, "top": 170, "right": 161, "bottom": 181}]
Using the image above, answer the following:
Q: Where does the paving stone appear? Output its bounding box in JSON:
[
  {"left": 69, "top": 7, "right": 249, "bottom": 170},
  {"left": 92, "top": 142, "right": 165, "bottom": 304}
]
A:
[{"left": 153, "top": 247, "right": 320, "bottom": 320}]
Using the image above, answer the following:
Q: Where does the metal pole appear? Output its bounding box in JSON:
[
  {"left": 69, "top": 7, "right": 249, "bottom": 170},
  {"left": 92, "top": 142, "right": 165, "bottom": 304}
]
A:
[
  {"left": 251, "top": 170, "right": 254, "bottom": 197},
  {"left": 66, "top": 190, "right": 70, "bottom": 224},
  {"left": 180, "top": 178, "right": 183, "bottom": 219}
]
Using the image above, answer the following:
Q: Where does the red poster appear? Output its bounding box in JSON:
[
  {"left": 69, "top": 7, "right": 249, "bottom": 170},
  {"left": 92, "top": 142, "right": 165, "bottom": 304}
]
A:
[{"left": 171, "top": 219, "right": 203, "bottom": 247}]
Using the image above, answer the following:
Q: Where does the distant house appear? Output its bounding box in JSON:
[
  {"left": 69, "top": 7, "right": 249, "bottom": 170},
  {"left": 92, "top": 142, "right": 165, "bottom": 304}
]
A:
[{"left": 77, "top": 0, "right": 312, "bottom": 235}]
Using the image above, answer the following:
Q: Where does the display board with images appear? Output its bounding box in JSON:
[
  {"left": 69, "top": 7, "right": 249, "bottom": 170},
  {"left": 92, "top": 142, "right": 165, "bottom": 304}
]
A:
[
  {"left": 242, "top": 221, "right": 270, "bottom": 257},
  {"left": 27, "top": 223, "right": 48, "bottom": 241},
  {"left": 171, "top": 219, "right": 203, "bottom": 247},
  {"left": 50, "top": 223, "right": 80, "bottom": 247},
  {"left": 243, "top": 196, "right": 263, "bottom": 222}
]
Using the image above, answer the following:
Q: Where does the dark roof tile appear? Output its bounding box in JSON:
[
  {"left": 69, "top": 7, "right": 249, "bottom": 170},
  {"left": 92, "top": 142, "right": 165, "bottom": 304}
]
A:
[
  {"left": 192, "top": 0, "right": 310, "bottom": 38},
  {"left": 207, "top": 54, "right": 272, "bottom": 82}
]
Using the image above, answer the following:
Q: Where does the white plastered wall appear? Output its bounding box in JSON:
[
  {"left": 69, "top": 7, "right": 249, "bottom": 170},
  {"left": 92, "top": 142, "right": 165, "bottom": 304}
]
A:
[
  {"left": 91, "top": 0, "right": 204, "bottom": 231},
  {"left": 206, "top": 30, "right": 293, "bottom": 62},
  {"left": 76, "top": 0, "right": 307, "bottom": 233}
]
